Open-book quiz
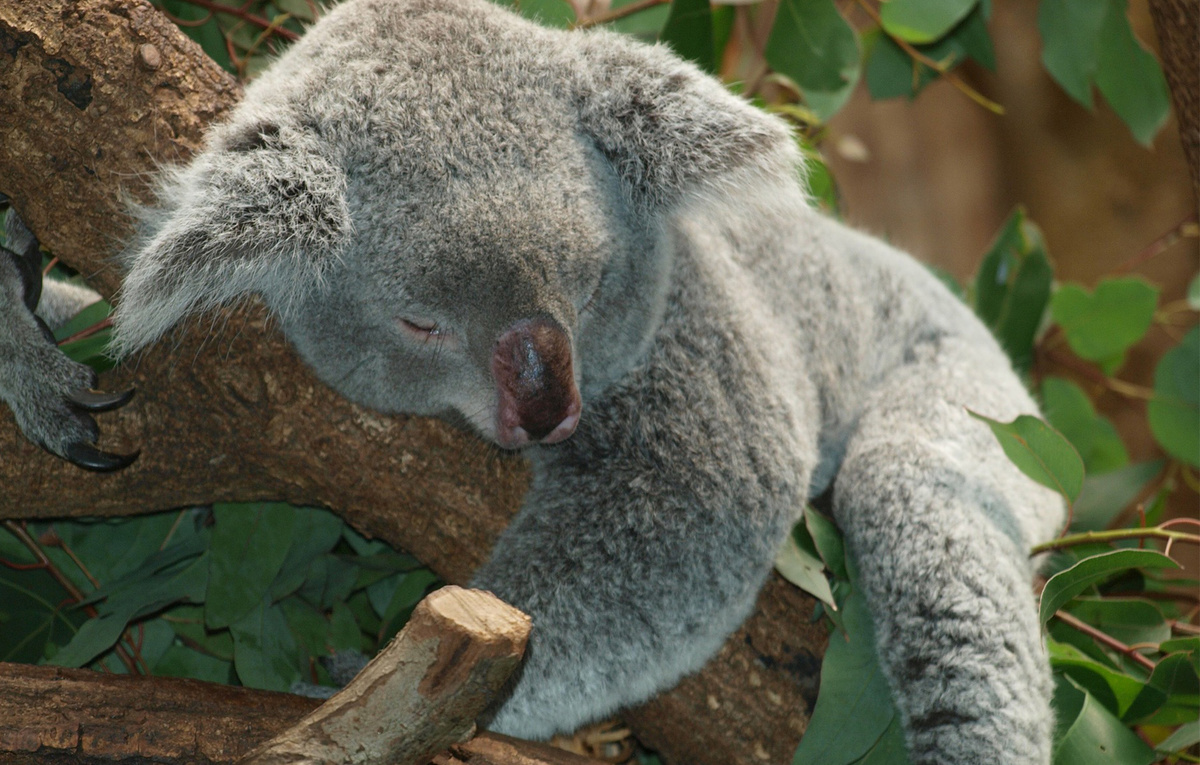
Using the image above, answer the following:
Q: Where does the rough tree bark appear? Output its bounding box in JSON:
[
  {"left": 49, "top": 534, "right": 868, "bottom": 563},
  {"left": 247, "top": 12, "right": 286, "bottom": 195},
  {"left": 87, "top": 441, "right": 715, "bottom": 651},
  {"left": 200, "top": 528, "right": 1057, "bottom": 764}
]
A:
[
  {"left": 0, "top": 2, "right": 825, "bottom": 764},
  {"left": 0, "top": 663, "right": 598, "bottom": 765},
  {"left": 1148, "top": 0, "right": 1199, "bottom": 201}
]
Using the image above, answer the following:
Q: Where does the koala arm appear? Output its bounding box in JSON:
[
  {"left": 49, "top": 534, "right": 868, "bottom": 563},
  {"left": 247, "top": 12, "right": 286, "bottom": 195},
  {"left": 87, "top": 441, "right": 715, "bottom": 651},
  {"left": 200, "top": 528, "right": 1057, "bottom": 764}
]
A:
[
  {"left": 471, "top": 312, "right": 816, "bottom": 740},
  {"left": 832, "top": 336, "right": 1062, "bottom": 765}
]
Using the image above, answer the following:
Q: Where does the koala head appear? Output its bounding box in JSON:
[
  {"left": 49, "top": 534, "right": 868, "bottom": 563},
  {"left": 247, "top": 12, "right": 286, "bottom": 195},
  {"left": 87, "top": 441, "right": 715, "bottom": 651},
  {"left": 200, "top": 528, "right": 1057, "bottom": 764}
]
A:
[{"left": 112, "top": 0, "right": 796, "bottom": 449}]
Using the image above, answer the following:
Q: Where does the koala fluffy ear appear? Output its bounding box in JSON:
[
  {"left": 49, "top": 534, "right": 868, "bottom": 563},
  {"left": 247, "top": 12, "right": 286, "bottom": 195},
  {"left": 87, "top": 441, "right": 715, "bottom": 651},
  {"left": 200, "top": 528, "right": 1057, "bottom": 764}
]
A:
[
  {"left": 110, "top": 116, "right": 350, "bottom": 357},
  {"left": 571, "top": 32, "right": 799, "bottom": 211}
]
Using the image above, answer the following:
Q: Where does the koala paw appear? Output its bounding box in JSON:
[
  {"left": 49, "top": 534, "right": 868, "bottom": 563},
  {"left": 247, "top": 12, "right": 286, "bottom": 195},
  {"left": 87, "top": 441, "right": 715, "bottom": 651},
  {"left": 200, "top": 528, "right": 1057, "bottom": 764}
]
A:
[{"left": 4, "top": 326, "right": 138, "bottom": 472}]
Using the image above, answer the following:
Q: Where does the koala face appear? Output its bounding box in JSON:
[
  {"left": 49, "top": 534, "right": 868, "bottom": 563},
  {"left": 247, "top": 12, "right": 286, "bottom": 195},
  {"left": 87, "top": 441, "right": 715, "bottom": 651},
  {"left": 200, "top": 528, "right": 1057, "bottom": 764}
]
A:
[{"left": 280, "top": 134, "right": 669, "bottom": 448}]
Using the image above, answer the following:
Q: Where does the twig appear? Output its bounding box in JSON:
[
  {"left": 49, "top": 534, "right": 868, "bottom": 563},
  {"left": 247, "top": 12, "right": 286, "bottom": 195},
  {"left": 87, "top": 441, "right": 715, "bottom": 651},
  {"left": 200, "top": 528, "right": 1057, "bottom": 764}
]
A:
[
  {"left": 1031, "top": 525, "right": 1200, "bottom": 555},
  {"left": 168, "top": 0, "right": 300, "bottom": 41},
  {"left": 56, "top": 317, "right": 112, "bottom": 347},
  {"left": 1169, "top": 620, "right": 1200, "bottom": 635},
  {"left": 1054, "top": 609, "right": 1157, "bottom": 672},
  {"left": 573, "top": 0, "right": 669, "bottom": 29},
  {"left": 1113, "top": 217, "right": 1200, "bottom": 275},
  {"left": 854, "top": 0, "right": 1004, "bottom": 115},
  {"left": 1039, "top": 348, "right": 1157, "bottom": 400}
]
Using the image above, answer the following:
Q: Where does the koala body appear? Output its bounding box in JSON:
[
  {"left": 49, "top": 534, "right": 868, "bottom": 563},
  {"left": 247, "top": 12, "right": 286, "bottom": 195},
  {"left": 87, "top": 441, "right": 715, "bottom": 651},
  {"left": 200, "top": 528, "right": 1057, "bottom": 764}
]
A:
[{"left": 5, "top": 0, "right": 1067, "bottom": 761}]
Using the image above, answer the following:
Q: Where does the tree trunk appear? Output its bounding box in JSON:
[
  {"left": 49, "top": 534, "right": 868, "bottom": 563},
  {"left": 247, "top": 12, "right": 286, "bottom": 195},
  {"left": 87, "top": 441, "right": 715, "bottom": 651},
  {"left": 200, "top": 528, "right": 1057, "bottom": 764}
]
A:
[
  {"left": 0, "top": 2, "right": 825, "bottom": 764},
  {"left": 1147, "top": 0, "right": 1199, "bottom": 202}
]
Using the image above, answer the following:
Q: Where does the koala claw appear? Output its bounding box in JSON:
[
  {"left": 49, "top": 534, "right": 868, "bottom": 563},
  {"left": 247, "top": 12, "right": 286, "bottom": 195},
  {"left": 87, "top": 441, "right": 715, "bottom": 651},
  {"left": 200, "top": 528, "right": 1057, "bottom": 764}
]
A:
[
  {"left": 68, "top": 387, "right": 136, "bottom": 413},
  {"left": 62, "top": 442, "right": 140, "bottom": 472}
]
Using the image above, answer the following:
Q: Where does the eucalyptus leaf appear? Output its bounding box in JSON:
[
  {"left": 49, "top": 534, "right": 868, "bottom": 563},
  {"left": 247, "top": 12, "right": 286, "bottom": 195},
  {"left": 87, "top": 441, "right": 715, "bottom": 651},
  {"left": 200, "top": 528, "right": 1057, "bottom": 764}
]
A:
[
  {"left": 792, "top": 585, "right": 908, "bottom": 764},
  {"left": 1050, "top": 277, "right": 1159, "bottom": 373},
  {"left": 1037, "top": 0, "right": 1105, "bottom": 108},
  {"left": 765, "top": 0, "right": 860, "bottom": 121},
  {"left": 230, "top": 599, "right": 301, "bottom": 691},
  {"left": 1093, "top": 0, "right": 1170, "bottom": 146},
  {"left": 879, "top": 0, "right": 977, "bottom": 44},
  {"left": 969, "top": 412, "right": 1083, "bottom": 503},
  {"left": 775, "top": 528, "right": 836, "bottom": 610},
  {"left": 1051, "top": 675, "right": 1155, "bottom": 764},
  {"left": 1041, "top": 376, "right": 1128, "bottom": 476},
  {"left": 972, "top": 209, "right": 1053, "bottom": 372},
  {"left": 1147, "top": 326, "right": 1199, "bottom": 467},
  {"left": 660, "top": 0, "right": 714, "bottom": 72},
  {"left": 207, "top": 503, "right": 297, "bottom": 629},
  {"left": 1156, "top": 719, "right": 1200, "bottom": 755},
  {"left": 1072, "top": 460, "right": 1163, "bottom": 532},
  {"left": 1039, "top": 549, "right": 1178, "bottom": 627}
]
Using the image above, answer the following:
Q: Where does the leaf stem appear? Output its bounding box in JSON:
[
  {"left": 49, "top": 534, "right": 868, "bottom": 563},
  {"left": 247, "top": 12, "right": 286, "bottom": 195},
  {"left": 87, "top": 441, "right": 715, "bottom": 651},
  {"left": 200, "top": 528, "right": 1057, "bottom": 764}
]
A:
[
  {"left": 1054, "top": 609, "right": 1157, "bottom": 672},
  {"left": 1031, "top": 526, "right": 1200, "bottom": 555},
  {"left": 573, "top": 0, "right": 670, "bottom": 29}
]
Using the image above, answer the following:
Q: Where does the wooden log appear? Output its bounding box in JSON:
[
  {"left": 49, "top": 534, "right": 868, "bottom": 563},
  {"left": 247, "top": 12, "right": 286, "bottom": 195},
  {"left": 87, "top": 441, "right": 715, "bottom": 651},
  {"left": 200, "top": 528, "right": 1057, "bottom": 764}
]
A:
[{"left": 240, "top": 587, "right": 532, "bottom": 765}]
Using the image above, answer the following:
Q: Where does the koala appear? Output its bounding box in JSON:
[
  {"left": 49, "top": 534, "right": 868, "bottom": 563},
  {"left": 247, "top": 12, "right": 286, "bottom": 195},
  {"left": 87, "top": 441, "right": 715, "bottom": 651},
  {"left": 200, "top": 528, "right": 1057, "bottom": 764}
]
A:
[{"left": 1, "top": 0, "right": 1068, "bottom": 762}]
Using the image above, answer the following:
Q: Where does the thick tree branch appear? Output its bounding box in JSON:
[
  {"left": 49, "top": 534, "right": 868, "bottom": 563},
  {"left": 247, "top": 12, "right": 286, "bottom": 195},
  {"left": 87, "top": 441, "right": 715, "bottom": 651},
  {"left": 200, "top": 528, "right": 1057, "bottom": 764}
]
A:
[
  {"left": 0, "top": 662, "right": 599, "bottom": 765},
  {"left": 0, "top": 2, "right": 825, "bottom": 763}
]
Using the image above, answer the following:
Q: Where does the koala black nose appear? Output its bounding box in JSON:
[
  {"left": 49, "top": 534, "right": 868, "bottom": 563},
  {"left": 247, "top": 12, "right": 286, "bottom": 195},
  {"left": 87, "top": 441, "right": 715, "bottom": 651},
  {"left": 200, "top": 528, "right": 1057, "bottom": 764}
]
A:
[{"left": 491, "top": 318, "right": 581, "bottom": 449}]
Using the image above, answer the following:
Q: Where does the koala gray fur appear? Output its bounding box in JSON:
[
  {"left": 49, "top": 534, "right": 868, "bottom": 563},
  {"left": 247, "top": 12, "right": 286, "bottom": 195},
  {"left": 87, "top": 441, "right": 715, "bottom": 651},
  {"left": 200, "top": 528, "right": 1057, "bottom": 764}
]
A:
[{"left": 3, "top": 0, "right": 1067, "bottom": 760}]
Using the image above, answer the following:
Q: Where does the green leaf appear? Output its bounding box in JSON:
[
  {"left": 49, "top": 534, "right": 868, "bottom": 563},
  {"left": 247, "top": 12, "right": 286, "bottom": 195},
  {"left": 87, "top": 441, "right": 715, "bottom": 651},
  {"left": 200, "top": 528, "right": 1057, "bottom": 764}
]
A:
[
  {"left": 1049, "top": 640, "right": 1161, "bottom": 720},
  {"left": 1039, "top": 549, "right": 1179, "bottom": 627},
  {"left": 207, "top": 503, "right": 297, "bottom": 630},
  {"left": 51, "top": 299, "right": 111, "bottom": 342},
  {"left": 805, "top": 507, "right": 846, "bottom": 581},
  {"left": 1037, "top": 0, "right": 1105, "bottom": 108},
  {"left": 972, "top": 209, "right": 1053, "bottom": 372},
  {"left": 765, "top": 0, "right": 860, "bottom": 121},
  {"left": 269, "top": 507, "right": 346, "bottom": 601},
  {"left": 660, "top": 0, "right": 714, "bottom": 73},
  {"left": 1050, "top": 277, "right": 1159, "bottom": 373},
  {"left": 969, "top": 412, "right": 1084, "bottom": 503},
  {"left": 1147, "top": 326, "right": 1200, "bottom": 467},
  {"left": 159, "top": 0, "right": 234, "bottom": 72},
  {"left": 1065, "top": 598, "right": 1169, "bottom": 647},
  {"left": 1188, "top": 273, "right": 1200, "bottom": 310},
  {"left": 1156, "top": 719, "right": 1200, "bottom": 755},
  {"left": 849, "top": 714, "right": 909, "bottom": 763},
  {"left": 1041, "top": 377, "right": 1129, "bottom": 476},
  {"left": 1072, "top": 460, "right": 1163, "bottom": 531},
  {"left": 0, "top": 565, "right": 88, "bottom": 664},
  {"left": 775, "top": 526, "right": 836, "bottom": 610},
  {"left": 298, "top": 554, "right": 362, "bottom": 610},
  {"left": 511, "top": 0, "right": 575, "bottom": 28},
  {"left": 1051, "top": 675, "right": 1156, "bottom": 764},
  {"left": 153, "top": 643, "right": 234, "bottom": 684},
  {"left": 230, "top": 599, "right": 301, "bottom": 691},
  {"left": 792, "top": 584, "right": 909, "bottom": 764},
  {"left": 879, "top": 0, "right": 978, "bottom": 44},
  {"left": 1094, "top": 0, "right": 1171, "bottom": 146},
  {"left": 1134, "top": 652, "right": 1200, "bottom": 725}
]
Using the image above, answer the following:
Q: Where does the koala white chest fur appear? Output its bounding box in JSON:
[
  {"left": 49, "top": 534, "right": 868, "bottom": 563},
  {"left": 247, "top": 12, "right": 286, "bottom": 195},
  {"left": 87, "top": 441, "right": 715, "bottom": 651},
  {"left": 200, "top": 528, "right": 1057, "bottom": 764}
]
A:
[{"left": 102, "top": 0, "right": 1067, "bottom": 761}]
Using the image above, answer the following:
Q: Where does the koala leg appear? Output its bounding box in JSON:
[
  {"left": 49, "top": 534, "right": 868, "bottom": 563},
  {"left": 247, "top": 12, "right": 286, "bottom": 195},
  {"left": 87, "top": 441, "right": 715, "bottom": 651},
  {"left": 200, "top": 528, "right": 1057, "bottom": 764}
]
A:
[
  {"left": 0, "top": 207, "right": 136, "bottom": 470},
  {"left": 831, "top": 338, "right": 1063, "bottom": 765}
]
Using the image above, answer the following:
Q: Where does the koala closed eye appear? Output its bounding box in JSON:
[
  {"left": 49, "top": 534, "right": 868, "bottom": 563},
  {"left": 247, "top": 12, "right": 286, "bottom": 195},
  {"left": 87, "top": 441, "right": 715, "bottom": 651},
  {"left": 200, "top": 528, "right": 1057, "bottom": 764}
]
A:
[{"left": 107, "top": 0, "right": 1067, "bottom": 762}]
